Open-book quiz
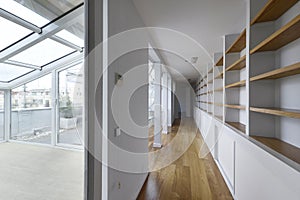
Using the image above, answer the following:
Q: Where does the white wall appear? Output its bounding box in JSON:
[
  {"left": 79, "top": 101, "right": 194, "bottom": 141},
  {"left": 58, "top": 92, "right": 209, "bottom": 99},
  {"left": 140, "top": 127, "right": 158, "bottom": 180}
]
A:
[
  {"left": 175, "top": 81, "right": 193, "bottom": 118},
  {"left": 107, "top": 0, "right": 148, "bottom": 199}
]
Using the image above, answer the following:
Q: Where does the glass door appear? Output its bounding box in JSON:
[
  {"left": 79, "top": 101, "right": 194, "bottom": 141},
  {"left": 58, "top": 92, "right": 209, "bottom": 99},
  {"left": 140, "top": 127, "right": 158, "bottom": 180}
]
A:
[{"left": 57, "top": 63, "right": 84, "bottom": 147}]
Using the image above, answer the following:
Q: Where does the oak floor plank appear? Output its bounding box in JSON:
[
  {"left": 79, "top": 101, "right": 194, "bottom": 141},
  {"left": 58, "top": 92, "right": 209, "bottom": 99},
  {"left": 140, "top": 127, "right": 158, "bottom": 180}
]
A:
[{"left": 137, "top": 118, "right": 233, "bottom": 200}]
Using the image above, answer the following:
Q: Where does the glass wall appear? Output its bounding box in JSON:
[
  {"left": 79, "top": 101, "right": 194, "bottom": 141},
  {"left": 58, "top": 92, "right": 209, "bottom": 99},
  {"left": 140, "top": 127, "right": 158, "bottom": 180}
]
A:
[
  {"left": 0, "top": 91, "right": 4, "bottom": 141},
  {"left": 11, "top": 74, "right": 52, "bottom": 144},
  {"left": 58, "top": 64, "right": 83, "bottom": 146}
]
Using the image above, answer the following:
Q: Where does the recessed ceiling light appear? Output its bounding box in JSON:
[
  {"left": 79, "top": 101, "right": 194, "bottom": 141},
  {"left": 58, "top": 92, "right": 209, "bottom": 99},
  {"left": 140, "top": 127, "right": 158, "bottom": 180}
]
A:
[{"left": 191, "top": 57, "right": 198, "bottom": 64}]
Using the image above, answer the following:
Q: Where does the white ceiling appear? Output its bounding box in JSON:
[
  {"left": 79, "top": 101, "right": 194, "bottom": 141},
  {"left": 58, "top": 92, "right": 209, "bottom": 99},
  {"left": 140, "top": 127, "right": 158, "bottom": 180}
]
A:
[{"left": 132, "top": 0, "right": 247, "bottom": 81}]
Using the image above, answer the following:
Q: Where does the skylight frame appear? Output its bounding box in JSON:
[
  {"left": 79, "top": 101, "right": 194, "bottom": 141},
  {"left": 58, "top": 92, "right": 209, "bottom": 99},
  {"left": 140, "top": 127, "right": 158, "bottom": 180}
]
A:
[{"left": 0, "top": 2, "right": 84, "bottom": 84}]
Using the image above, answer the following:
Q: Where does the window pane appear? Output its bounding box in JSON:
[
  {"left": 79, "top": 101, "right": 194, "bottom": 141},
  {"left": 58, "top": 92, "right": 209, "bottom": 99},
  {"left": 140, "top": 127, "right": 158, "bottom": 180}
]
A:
[
  {"left": 1, "top": 0, "right": 49, "bottom": 27},
  {"left": 55, "top": 13, "right": 84, "bottom": 47},
  {"left": 2, "top": 0, "right": 83, "bottom": 27},
  {"left": 9, "top": 38, "right": 75, "bottom": 66},
  {"left": 58, "top": 64, "right": 83, "bottom": 146},
  {"left": 0, "top": 63, "right": 33, "bottom": 82},
  {"left": 0, "top": 91, "right": 4, "bottom": 141},
  {"left": 11, "top": 74, "right": 52, "bottom": 144},
  {"left": 0, "top": 17, "right": 32, "bottom": 51},
  {"left": 55, "top": 29, "right": 84, "bottom": 47}
]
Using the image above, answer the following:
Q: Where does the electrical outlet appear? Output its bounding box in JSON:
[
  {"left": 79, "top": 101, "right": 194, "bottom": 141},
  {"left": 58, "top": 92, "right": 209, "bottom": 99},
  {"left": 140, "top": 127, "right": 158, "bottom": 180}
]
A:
[{"left": 115, "top": 127, "right": 121, "bottom": 137}]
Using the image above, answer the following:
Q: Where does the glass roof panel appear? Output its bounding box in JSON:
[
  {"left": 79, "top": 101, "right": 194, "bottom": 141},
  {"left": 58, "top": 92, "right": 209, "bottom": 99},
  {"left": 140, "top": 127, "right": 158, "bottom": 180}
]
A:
[
  {"left": 0, "top": 0, "right": 49, "bottom": 27},
  {"left": 9, "top": 38, "right": 75, "bottom": 66},
  {"left": 55, "top": 30, "right": 84, "bottom": 47},
  {"left": 1, "top": 0, "right": 83, "bottom": 27},
  {"left": 0, "top": 16, "right": 32, "bottom": 51},
  {"left": 0, "top": 63, "right": 33, "bottom": 82}
]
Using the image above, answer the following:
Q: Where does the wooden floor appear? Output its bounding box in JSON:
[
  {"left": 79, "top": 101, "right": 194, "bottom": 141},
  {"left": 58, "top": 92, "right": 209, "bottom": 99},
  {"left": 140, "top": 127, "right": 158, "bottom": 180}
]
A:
[{"left": 137, "top": 118, "right": 233, "bottom": 200}]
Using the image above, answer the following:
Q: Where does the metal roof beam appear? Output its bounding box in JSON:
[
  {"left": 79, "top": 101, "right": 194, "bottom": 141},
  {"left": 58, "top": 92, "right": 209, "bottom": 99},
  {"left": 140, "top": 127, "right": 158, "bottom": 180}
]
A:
[
  {"left": 0, "top": 8, "right": 42, "bottom": 34},
  {"left": 4, "top": 60, "right": 41, "bottom": 70}
]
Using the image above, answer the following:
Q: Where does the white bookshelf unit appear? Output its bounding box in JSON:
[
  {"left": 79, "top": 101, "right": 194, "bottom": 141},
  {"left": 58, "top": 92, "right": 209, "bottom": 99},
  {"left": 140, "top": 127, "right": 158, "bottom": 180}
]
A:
[{"left": 194, "top": 0, "right": 300, "bottom": 199}]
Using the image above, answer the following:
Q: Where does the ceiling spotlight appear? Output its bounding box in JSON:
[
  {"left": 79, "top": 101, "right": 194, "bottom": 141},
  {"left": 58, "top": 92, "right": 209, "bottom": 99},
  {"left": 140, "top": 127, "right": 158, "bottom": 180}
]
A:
[{"left": 191, "top": 57, "right": 198, "bottom": 64}]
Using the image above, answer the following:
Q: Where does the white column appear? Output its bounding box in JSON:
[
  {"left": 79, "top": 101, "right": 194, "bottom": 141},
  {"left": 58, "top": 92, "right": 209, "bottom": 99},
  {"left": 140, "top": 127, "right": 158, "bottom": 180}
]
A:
[
  {"left": 153, "top": 63, "right": 162, "bottom": 148},
  {"left": 167, "top": 75, "right": 172, "bottom": 127},
  {"left": 4, "top": 90, "right": 11, "bottom": 142},
  {"left": 162, "top": 71, "right": 168, "bottom": 134}
]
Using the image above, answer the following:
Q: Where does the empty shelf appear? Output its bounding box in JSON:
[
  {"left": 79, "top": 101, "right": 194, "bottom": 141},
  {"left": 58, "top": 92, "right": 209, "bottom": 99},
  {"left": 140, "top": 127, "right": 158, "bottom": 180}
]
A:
[
  {"left": 215, "top": 116, "right": 223, "bottom": 121},
  {"left": 250, "top": 14, "right": 300, "bottom": 54},
  {"left": 224, "top": 104, "right": 246, "bottom": 110},
  {"left": 250, "top": 107, "right": 300, "bottom": 119},
  {"left": 226, "top": 29, "right": 246, "bottom": 53},
  {"left": 215, "top": 56, "right": 223, "bottom": 66},
  {"left": 226, "top": 121, "right": 246, "bottom": 134},
  {"left": 214, "top": 103, "right": 223, "bottom": 107},
  {"left": 226, "top": 55, "right": 246, "bottom": 71},
  {"left": 200, "top": 84, "right": 207, "bottom": 89},
  {"left": 250, "top": 62, "right": 300, "bottom": 81},
  {"left": 251, "top": 0, "right": 299, "bottom": 25},
  {"left": 251, "top": 136, "right": 300, "bottom": 165},
  {"left": 225, "top": 80, "right": 246, "bottom": 89},
  {"left": 215, "top": 72, "right": 223, "bottom": 79},
  {"left": 214, "top": 87, "right": 223, "bottom": 92}
]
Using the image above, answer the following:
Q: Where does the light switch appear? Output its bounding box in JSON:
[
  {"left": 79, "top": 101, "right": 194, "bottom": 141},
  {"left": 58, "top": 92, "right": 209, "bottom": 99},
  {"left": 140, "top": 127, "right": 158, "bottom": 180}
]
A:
[{"left": 115, "top": 127, "right": 121, "bottom": 137}]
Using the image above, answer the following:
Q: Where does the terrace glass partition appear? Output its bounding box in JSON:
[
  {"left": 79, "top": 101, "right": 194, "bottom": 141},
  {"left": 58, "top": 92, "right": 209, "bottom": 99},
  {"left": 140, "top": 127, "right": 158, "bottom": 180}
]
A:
[
  {"left": 0, "top": 91, "right": 4, "bottom": 141},
  {"left": 11, "top": 74, "right": 52, "bottom": 144},
  {"left": 57, "top": 64, "right": 83, "bottom": 146}
]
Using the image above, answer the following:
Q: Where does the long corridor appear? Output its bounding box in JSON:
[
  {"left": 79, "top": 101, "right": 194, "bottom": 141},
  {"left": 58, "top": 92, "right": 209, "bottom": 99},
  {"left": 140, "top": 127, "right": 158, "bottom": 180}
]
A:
[{"left": 138, "top": 118, "right": 233, "bottom": 200}]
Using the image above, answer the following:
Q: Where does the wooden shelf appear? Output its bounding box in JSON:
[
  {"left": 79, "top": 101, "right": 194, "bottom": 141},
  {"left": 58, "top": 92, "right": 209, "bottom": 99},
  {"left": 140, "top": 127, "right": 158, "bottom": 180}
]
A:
[
  {"left": 226, "top": 55, "right": 246, "bottom": 71},
  {"left": 226, "top": 29, "right": 246, "bottom": 53},
  {"left": 207, "top": 79, "right": 213, "bottom": 84},
  {"left": 250, "top": 107, "right": 300, "bottom": 119},
  {"left": 208, "top": 68, "right": 213, "bottom": 73},
  {"left": 215, "top": 56, "right": 223, "bottom": 66},
  {"left": 207, "top": 90, "right": 213, "bottom": 94},
  {"left": 225, "top": 80, "right": 246, "bottom": 89},
  {"left": 226, "top": 121, "right": 246, "bottom": 134},
  {"left": 214, "top": 103, "right": 223, "bottom": 107},
  {"left": 251, "top": 0, "right": 299, "bottom": 25},
  {"left": 250, "top": 14, "right": 300, "bottom": 54},
  {"left": 251, "top": 136, "right": 300, "bottom": 165},
  {"left": 224, "top": 104, "right": 246, "bottom": 110},
  {"left": 207, "top": 102, "right": 213, "bottom": 105},
  {"left": 250, "top": 62, "right": 300, "bottom": 81},
  {"left": 215, "top": 72, "right": 223, "bottom": 79},
  {"left": 214, "top": 87, "right": 223, "bottom": 92},
  {"left": 200, "top": 84, "right": 207, "bottom": 89}
]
